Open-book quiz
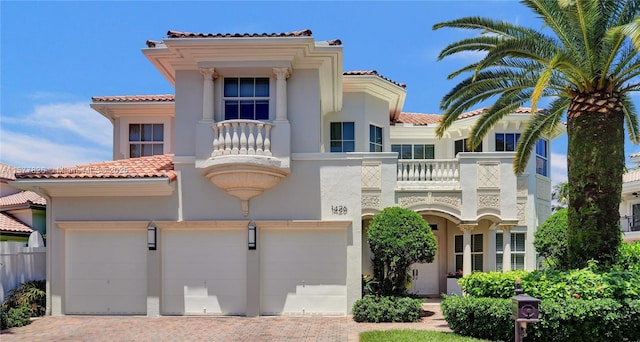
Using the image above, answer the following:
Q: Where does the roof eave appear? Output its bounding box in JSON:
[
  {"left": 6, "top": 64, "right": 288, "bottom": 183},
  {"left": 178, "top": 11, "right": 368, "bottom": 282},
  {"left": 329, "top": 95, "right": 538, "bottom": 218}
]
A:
[{"left": 10, "top": 178, "right": 175, "bottom": 197}]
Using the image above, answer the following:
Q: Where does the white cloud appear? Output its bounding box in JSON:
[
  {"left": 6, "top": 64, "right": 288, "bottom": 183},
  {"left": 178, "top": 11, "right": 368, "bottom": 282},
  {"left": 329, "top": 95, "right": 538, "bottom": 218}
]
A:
[
  {"left": 4, "top": 102, "right": 112, "bottom": 147},
  {"left": 0, "top": 129, "right": 111, "bottom": 168},
  {"left": 550, "top": 152, "right": 568, "bottom": 185},
  {"left": 0, "top": 101, "right": 113, "bottom": 168}
]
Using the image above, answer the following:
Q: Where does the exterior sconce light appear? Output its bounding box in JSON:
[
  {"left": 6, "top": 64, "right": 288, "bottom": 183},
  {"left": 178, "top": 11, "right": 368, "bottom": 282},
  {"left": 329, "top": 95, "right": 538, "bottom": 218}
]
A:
[
  {"left": 147, "top": 222, "right": 157, "bottom": 250},
  {"left": 633, "top": 192, "right": 638, "bottom": 198},
  {"left": 248, "top": 221, "right": 257, "bottom": 250}
]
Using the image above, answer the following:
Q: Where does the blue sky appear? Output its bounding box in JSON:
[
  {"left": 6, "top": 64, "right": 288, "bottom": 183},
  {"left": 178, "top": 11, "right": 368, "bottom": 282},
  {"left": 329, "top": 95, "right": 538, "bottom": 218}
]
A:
[{"left": 3, "top": 0, "right": 636, "bottom": 185}]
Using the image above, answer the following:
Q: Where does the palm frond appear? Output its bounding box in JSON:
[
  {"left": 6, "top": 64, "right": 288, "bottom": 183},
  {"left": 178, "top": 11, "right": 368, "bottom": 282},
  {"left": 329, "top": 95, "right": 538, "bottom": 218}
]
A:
[
  {"left": 623, "top": 95, "right": 640, "bottom": 143},
  {"left": 437, "top": 36, "right": 500, "bottom": 60}
]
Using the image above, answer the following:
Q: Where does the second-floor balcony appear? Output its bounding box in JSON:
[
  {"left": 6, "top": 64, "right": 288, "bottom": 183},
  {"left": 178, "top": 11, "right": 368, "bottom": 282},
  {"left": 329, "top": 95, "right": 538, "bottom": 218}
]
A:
[{"left": 211, "top": 120, "right": 273, "bottom": 157}]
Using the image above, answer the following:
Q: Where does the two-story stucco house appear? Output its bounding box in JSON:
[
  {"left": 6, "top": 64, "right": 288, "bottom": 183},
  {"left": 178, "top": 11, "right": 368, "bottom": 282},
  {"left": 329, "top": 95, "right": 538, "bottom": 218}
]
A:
[
  {"left": 619, "top": 152, "right": 640, "bottom": 242},
  {"left": 11, "top": 29, "right": 562, "bottom": 317}
]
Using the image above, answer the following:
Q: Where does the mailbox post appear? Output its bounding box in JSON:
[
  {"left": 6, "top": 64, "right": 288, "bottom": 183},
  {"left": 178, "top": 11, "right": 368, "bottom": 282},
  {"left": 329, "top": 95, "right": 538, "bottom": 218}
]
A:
[{"left": 511, "top": 278, "right": 540, "bottom": 342}]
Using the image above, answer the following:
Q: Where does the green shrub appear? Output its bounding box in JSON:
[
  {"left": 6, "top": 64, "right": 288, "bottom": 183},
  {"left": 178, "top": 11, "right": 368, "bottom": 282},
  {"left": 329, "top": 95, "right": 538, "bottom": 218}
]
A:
[
  {"left": 440, "top": 295, "right": 512, "bottom": 341},
  {"left": 458, "top": 271, "right": 526, "bottom": 298},
  {"left": 2, "top": 280, "right": 46, "bottom": 317},
  {"left": 0, "top": 306, "right": 32, "bottom": 330},
  {"left": 616, "top": 241, "right": 640, "bottom": 271},
  {"left": 529, "top": 298, "right": 625, "bottom": 342},
  {"left": 533, "top": 208, "right": 569, "bottom": 270},
  {"left": 619, "top": 299, "right": 640, "bottom": 341},
  {"left": 352, "top": 295, "right": 422, "bottom": 322}
]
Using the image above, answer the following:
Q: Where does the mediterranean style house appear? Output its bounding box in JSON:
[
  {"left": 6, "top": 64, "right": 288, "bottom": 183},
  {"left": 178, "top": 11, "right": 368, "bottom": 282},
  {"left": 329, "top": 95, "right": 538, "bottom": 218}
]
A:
[
  {"left": 619, "top": 152, "right": 640, "bottom": 242},
  {"left": 11, "top": 29, "right": 562, "bottom": 316}
]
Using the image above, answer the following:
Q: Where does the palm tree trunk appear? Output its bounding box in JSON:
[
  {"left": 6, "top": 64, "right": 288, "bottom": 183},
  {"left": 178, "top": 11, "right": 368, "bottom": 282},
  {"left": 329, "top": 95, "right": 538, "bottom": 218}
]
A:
[{"left": 566, "top": 90, "right": 624, "bottom": 269}]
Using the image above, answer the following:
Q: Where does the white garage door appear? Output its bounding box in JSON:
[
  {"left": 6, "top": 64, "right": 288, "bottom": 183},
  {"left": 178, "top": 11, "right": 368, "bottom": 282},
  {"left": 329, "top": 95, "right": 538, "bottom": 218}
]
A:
[
  {"left": 65, "top": 230, "right": 147, "bottom": 315},
  {"left": 162, "top": 230, "right": 246, "bottom": 315},
  {"left": 261, "top": 229, "right": 347, "bottom": 315}
]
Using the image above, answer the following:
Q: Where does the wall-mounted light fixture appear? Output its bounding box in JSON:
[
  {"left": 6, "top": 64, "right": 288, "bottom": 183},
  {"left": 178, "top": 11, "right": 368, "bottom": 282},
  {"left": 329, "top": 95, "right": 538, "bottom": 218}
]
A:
[
  {"left": 248, "top": 221, "right": 257, "bottom": 250},
  {"left": 633, "top": 192, "right": 638, "bottom": 198},
  {"left": 148, "top": 222, "right": 157, "bottom": 250}
]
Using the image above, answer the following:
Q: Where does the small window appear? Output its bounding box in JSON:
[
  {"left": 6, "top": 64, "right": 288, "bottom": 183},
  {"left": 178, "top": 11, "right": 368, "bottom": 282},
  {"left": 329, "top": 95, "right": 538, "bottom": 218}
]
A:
[
  {"left": 129, "top": 124, "right": 164, "bottom": 158},
  {"left": 391, "top": 144, "right": 435, "bottom": 159},
  {"left": 495, "top": 133, "right": 520, "bottom": 152},
  {"left": 369, "top": 125, "right": 383, "bottom": 152},
  {"left": 536, "top": 139, "right": 548, "bottom": 176},
  {"left": 330, "top": 122, "right": 355, "bottom": 152},
  {"left": 224, "top": 77, "right": 270, "bottom": 120},
  {"left": 455, "top": 138, "right": 482, "bottom": 156},
  {"left": 496, "top": 232, "right": 526, "bottom": 270},
  {"left": 454, "top": 234, "right": 483, "bottom": 272}
]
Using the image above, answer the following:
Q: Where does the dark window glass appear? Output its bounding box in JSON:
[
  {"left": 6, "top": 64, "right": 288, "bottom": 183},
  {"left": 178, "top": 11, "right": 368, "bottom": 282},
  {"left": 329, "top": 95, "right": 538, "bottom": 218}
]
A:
[
  {"left": 330, "top": 122, "right": 355, "bottom": 152},
  {"left": 225, "top": 101, "right": 239, "bottom": 120},
  {"left": 129, "top": 124, "right": 141, "bottom": 142},
  {"left": 455, "top": 235, "right": 463, "bottom": 253},
  {"left": 224, "top": 78, "right": 239, "bottom": 97}
]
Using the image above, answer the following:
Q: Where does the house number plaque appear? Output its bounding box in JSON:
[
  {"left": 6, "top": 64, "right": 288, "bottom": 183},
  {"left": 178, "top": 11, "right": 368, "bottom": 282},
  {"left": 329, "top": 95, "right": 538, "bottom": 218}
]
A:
[{"left": 331, "top": 205, "right": 348, "bottom": 215}]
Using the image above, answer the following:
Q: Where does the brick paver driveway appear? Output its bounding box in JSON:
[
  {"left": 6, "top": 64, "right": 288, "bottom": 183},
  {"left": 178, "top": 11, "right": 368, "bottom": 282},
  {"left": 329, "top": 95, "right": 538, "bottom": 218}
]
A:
[{"left": 1, "top": 302, "right": 450, "bottom": 341}]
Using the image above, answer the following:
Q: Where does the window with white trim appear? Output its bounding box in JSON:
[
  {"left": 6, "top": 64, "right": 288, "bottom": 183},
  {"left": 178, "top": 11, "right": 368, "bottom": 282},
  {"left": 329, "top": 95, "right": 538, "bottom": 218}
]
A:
[
  {"left": 495, "top": 133, "right": 520, "bottom": 152},
  {"left": 454, "top": 234, "right": 483, "bottom": 272},
  {"left": 369, "top": 125, "right": 383, "bottom": 152},
  {"left": 536, "top": 139, "right": 548, "bottom": 176},
  {"left": 129, "top": 124, "right": 164, "bottom": 158},
  {"left": 455, "top": 138, "right": 482, "bottom": 156},
  {"left": 391, "top": 144, "right": 435, "bottom": 159},
  {"left": 223, "top": 77, "right": 270, "bottom": 120},
  {"left": 330, "top": 122, "right": 355, "bottom": 152},
  {"left": 496, "top": 232, "right": 526, "bottom": 270}
]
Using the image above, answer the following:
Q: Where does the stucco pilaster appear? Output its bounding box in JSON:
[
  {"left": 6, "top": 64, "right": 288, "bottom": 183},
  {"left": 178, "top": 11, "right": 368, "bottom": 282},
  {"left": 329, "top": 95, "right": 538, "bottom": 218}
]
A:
[
  {"left": 200, "top": 68, "right": 217, "bottom": 121},
  {"left": 499, "top": 224, "right": 515, "bottom": 272},
  {"left": 273, "top": 67, "right": 290, "bottom": 122},
  {"left": 458, "top": 224, "right": 477, "bottom": 276}
]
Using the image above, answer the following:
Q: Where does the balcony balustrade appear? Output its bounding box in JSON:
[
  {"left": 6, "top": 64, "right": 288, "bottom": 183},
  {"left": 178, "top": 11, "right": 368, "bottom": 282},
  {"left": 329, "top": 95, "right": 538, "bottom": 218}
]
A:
[
  {"left": 211, "top": 120, "right": 273, "bottom": 157},
  {"left": 397, "top": 159, "right": 460, "bottom": 186}
]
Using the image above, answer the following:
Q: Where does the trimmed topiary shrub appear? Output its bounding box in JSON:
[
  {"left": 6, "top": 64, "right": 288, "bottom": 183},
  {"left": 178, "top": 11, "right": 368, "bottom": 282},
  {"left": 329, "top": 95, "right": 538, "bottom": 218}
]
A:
[
  {"left": 352, "top": 295, "right": 422, "bottom": 322},
  {"left": 458, "top": 271, "right": 526, "bottom": 298},
  {"left": 368, "top": 207, "right": 437, "bottom": 296},
  {"left": 440, "top": 295, "right": 512, "bottom": 341}
]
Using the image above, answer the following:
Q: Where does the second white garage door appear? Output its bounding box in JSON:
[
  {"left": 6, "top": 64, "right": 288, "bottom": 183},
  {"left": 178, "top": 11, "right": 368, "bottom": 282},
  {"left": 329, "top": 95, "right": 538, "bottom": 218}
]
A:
[
  {"left": 162, "top": 229, "right": 246, "bottom": 315},
  {"left": 261, "top": 229, "right": 347, "bottom": 315}
]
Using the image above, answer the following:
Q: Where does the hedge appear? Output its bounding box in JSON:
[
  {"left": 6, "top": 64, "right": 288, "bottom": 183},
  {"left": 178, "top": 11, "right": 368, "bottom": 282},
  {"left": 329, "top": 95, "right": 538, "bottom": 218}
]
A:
[
  {"left": 352, "top": 295, "right": 423, "bottom": 322},
  {"left": 441, "top": 295, "right": 640, "bottom": 342}
]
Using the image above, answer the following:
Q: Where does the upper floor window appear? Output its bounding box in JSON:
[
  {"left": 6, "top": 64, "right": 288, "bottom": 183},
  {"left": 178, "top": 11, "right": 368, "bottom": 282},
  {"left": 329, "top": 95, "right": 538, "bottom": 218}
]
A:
[
  {"left": 496, "top": 232, "right": 526, "bottom": 270},
  {"left": 536, "top": 139, "right": 548, "bottom": 176},
  {"left": 391, "top": 144, "right": 435, "bottom": 159},
  {"left": 330, "top": 122, "right": 355, "bottom": 152},
  {"left": 224, "top": 77, "right": 269, "bottom": 120},
  {"left": 455, "top": 138, "right": 482, "bottom": 156},
  {"left": 369, "top": 125, "right": 383, "bottom": 152},
  {"left": 454, "top": 234, "right": 483, "bottom": 272},
  {"left": 495, "top": 133, "right": 520, "bottom": 152},
  {"left": 129, "top": 124, "right": 164, "bottom": 158}
]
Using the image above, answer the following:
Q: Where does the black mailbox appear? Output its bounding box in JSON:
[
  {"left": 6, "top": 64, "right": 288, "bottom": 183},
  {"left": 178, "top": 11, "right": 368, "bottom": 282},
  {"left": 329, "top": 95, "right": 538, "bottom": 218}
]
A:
[{"left": 512, "top": 293, "right": 541, "bottom": 322}]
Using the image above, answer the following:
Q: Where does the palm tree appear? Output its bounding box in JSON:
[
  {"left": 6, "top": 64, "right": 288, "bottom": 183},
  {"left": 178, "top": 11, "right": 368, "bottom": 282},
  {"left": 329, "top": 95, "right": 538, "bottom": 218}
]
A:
[
  {"left": 433, "top": 0, "right": 640, "bottom": 269},
  {"left": 552, "top": 181, "right": 569, "bottom": 211}
]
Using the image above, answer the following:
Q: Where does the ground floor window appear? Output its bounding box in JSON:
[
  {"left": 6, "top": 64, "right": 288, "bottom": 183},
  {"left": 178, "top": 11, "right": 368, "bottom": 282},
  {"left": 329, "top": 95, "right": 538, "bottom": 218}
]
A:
[
  {"left": 454, "top": 234, "right": 483, "bottom": 272},
  {"left": 496, "top": 232, "right": 525, "bottom": 270}
]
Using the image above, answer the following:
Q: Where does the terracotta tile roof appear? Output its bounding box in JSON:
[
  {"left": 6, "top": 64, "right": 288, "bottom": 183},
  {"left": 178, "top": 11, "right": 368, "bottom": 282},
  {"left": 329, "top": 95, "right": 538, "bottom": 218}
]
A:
[
  {"left": 458, "top": 107, "right": 535, "bottom": 119},
  {"left": 166, "top": 29, "right": 313, "bottom": 39},
  {"left": 396, "top": 112, "right": 442, "bottom": 126},
  {"left": 15, "top": 154, "right": 176, "bottom": 181},
  {"left": 0, "top": 213, "right": 34, "bottom": 234},
  {"left": 92, "top": 94, "right": 175, "bottom": 103},
  {"left": 343, "top": 70, "right": 406, "bottom": 88},
  {"left": 624, "top": 168, "right": 640, "bottom": 183},
  {"left": 0, "top": 163, "right": 16, "bottom": 181},
  {"left": 631, "top": 152, "right": 640, "bottom": 158},
  {"left": 0, "top": 191, "right": 46, "bottom": 208}
]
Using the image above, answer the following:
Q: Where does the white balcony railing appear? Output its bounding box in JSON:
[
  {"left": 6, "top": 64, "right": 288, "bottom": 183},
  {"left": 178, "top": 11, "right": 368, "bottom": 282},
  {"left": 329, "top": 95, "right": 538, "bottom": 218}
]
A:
[
  {"left": 211, "top": 120, "right": 273, "bottom": 157},
  {"left": 397, "top": 159, "right": 460, "bottom": 184}
]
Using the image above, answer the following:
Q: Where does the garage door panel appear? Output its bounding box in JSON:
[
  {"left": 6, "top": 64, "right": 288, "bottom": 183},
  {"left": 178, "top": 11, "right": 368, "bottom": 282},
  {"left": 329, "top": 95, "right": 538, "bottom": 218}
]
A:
[
  {"left": 162, "top": 230, "right": 246, "bottom": 315},
  {"left": 261, "top": 229, "right": 347, "bottom": 315},
  {"left": 65, "top": 230, "right": 147, "bottom": 315}
]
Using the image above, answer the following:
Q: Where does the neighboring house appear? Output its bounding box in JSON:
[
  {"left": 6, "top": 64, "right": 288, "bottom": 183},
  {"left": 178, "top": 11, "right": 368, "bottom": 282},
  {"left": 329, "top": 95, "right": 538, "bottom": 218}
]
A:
[
  {"left": 619, "top": 153, "right": 640, "bottom": 242},
  {"left": 0, "top": 163, "right": 46, "bottom": 241},
  {"left": 11, "top": 29, "right": 562, "bottom": 317}
]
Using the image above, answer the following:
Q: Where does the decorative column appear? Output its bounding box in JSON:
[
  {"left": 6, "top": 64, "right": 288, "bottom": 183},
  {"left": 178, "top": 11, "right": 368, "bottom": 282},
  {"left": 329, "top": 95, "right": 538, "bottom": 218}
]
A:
[
  {"left": 200, "top": 68, "right": 216, "bottom": 121},
  {"left": 500, "top": 224, "right": 516, "bottom": 272},
  {"left": 459, "top": 224, "right": 477, "bottom": 276},
  {"left": 273, "top": 67, "right": 290, "bottom": 122}
]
